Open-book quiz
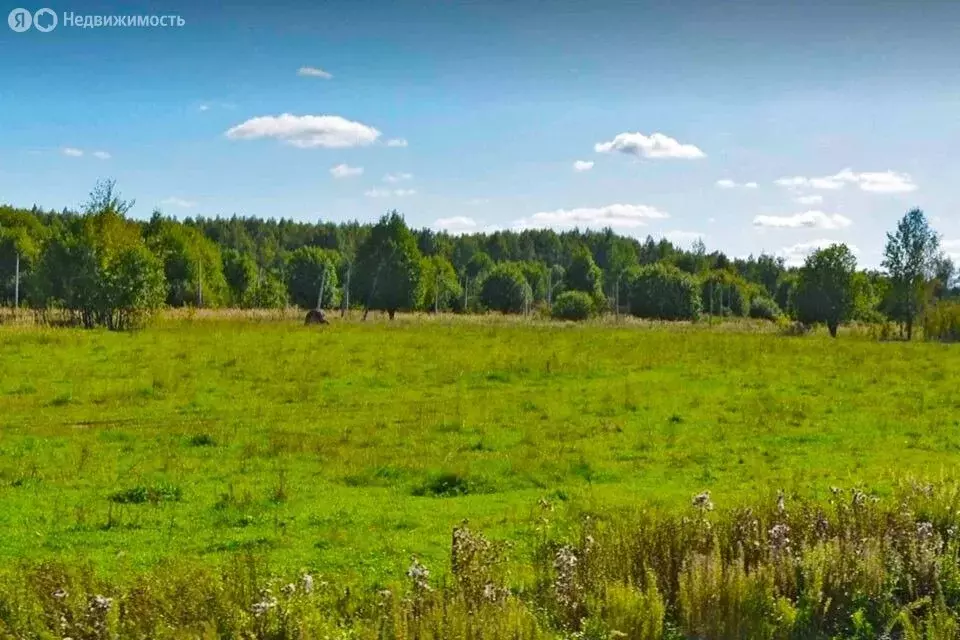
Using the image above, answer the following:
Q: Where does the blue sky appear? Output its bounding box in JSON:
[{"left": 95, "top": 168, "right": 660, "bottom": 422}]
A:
[{"left": 2, "top": 0, "right": 959, "bottom": 267}]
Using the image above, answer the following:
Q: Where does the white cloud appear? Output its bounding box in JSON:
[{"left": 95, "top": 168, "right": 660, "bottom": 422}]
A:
[
  {"left": 716, "top": 179, "right": 758, "bottom": 189},
  {"left": 753, "top": 210, "right": 853, "bottom": 230},
  {"left": 225, "top": 113, "right": 381, "bottom": 149},
  {"left": 434, "top": 216, "right": 477, "bottom": 233},
  {"left": 386, "top": 138, "right": 408, "bottom": 147},
  {"left": 330, "top": 163, "right": 363, "bottom": 179},
  {"left": 775, "top": 168, "right": 917, "bottom": 193},
  {"left": 161, "top": 197, "right": 197, "bottom": 208},
  {"left": 297, "top": 66, "right": 333, "bottom": 79},
  {"left": 198, "top": 102, "right": 236, "bottom": 112},
  {"left": 92, "top": 151, "right": 111, "bottom": 160},
  {"left": 708, "top": 217, "right": 716, "bottom": 224},
  {"left": 573, "top": 160, "right": 594, "bottom": 172},
  {"left": 514, "top": 203, "right": 669, "bottom": 231},
  {"left": 595, "top": 132, "right": 705, "bottom": 159},
  {"left": 856, "top": 171, "right": 918, "bottom": 193},
  {"left": 944, "top": 239, "right": 960, "bottom": 261},
  {"left": 383, "top": 172, "right": 413, "bottom": 183},
  {"left": 365, "top": 188, "right": 417, "bottom": 198},
  {"left": 794, "top": 194, "right": 824, "bottom": 205},
  {"left": 779, "top": 239, "right": 860, "bottom": 267},
  {"left": 62, "top": 147, "right": 83, "bottom": 157}
]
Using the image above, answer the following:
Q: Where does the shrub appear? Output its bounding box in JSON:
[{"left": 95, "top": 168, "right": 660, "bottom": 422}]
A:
[
  {"left": 626, "top": 263, "right": 702, "bottom": 321},
  {"left": 749, "top": 296, "right": 782, "bottom": 321},
  {"left": 923, "top": 301, "right": 960, "bottom": 342},
  {"left": 411, "top": 472, "right": 492, "bottom": 497},
  {"left": 286, "top": 246, "right": 340, "bottom": 309},
  {"left": 563, "top": 248, "right": 605, "bottom": 304},
  {"left": 109, "top": 483, "right": 182, "bottom": 505},
  {"left": 479, "top": 263, "right": 532, "bottom": 313},
  {"left": 241, "top": 274, "right": 288, "bottom": 309},
  {"left": 700, "top": 270, "right": 751, "bottom": 317},
  {"left": 551, "top": 291, "right": 595, "bottom": 321}
]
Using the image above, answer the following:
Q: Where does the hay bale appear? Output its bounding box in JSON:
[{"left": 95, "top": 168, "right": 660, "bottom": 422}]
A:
[{"left": 304, "top": 309, "right": 328, "bottom": 325}]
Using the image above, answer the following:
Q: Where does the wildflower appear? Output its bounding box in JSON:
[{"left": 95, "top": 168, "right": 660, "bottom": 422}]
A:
[
  {"left": 917, "top": 521, "right": 935, "bottom": 542},
  {"left": 407, "top": 557, "right": 431, "bottom": 592},
  {"left": 88, "top": 595, "right": 112, "bottom": 613},
  {"left": 814, "top": 509, "right": 830, "bottom": 539},
  {"left": 302, "top": 573, "right": 314, "bottom": 594},
  {"left": 851, "top": 489, "right": 867, "bottom": 508},
  {"left": 482, "top": 581, "right": 509, "bottom": 603},
  {"left": 281, "top": 583, "right": 296, "bottom": 597},
  {"left": 53, "top": 588, "right": 68, "bottom": 599},
  {"left": 776, "top": 489, "right": 786, "bottom": 514},
  {"left": 251, "top": 595, "right": 277, "bottom": 617},
  {"left": 692, "top": 491, "right": 714, "bottom": 512},
  {"left": 769, "top": 523, "right": 791, "bottom": 555},
  {"left": 553, "top": 545, "right": 580, "bottom": 609}
]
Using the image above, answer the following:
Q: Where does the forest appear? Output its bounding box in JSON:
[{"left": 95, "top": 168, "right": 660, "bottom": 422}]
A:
[{"left": 1, "top": 180, "right": 958, "bottom": 338}]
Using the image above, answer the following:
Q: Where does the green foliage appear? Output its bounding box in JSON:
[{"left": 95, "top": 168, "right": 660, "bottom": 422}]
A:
[
  {"left": 701, "top": 270, "right": 751, "bottom": 317},
  {"left": 516, "top": 261, "right": 549, "bottom": 302},
  {"left": 923, "top": 301, "right": 960, "bottom": 342},
  {"left": 748, "top": 295, "right": 781, "bottom": 321},
  {"left": 479, "top": 263, "right": 532, "bottom": 313},
  {"left": 221, "top": 248, "right": 257, "bottom": 305},
  {"left": 420, "top": 254, "right": 462, "bottom": 311},
  {"left": 850, "top": 271, "right": 888, "bottom": 323},
  {"left": 147, "top": 217, "right": 228, "bottom": 307},
  {"left": 551, "top": 290, "right": 595, "bottom": 321},
  {"left": 774, "top": 273, "right": 798, "bottom": 318},
  {"left": 883, "top": 208, "right": 941, "bottom": 339},
  {"left": 98, "top": 245, "right": 168, "bottom": 329},
  {"left": 29, "top": 182, "right": 167, "bottom": 329},
  {"left": 564, "top": 247, "right": 605, "bottom": 305},
  {"left": 795, "top": 244, "right": 857, "bottom": 337},
  {"left": 594, "top": 229, "right": 640, "bottom": 291},
  {"left": 0, "top": 207, "right": 46, "bottom": 306},
  {"left": 465, "top": 250, "right": 495, "bottom": 280},
  {"left": 353, "top": 211, "right": 424, "bottom": 316},
  {"left": 241, "top": 273, "right": 288, "bottom": 309},
  {"left": 626, "top": 263, "right": 702, "bottom": 320},
  {"left": 286, "top": 246, "right": 340, "bottom": 309}
]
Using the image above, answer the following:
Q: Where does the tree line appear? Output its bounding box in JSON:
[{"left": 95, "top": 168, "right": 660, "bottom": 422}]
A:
[{"left": 0, "top": 180, "right": 957, "bottom": 337}]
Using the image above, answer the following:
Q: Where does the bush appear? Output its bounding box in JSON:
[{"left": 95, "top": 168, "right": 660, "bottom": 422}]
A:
[
  {"left": 479, "top": 263, "right": 532, "bottom": 313},
  {"left": 551, "top": 291, "right": 595, "bottom": 321},
  {"left": 626, "top": 263, "right": 702, "bottom": 321},
  {"left": 748, "top": 295, "right": 782, "bottom": 321},
  {"left": 701, "top": 270, "right": 751, "bottom": 317},
  {"left": 241, "top": 274, "right": 288, "bottom": 309},
  {"left": 923, "top": 301, "right": 960, "bottom": 342}
]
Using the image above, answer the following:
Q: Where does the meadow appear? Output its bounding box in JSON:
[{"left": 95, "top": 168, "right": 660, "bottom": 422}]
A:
[{"left": 2, "top": 313, "right": 960, "bottom": 637}]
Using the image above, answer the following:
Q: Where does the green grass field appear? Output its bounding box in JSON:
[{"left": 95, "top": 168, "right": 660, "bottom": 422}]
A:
[{"left": 1, "top": 314, "right": 958, "bottom": 587}]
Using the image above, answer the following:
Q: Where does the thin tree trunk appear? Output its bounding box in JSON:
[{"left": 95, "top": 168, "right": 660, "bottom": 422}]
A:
[{"left": 14, "top": 251, "right": 19, "bottom": 311}]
